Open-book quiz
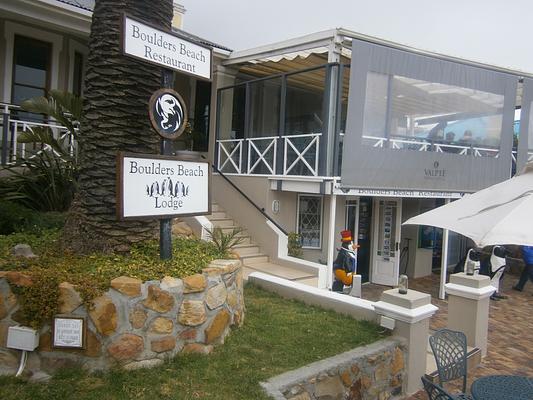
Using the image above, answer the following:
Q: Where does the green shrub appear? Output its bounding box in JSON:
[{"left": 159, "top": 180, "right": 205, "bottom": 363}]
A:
[
  {"left": 0, "top": 201, "right": 66, "bottom": 235},
  {"left": 0, "top": 230, "right": 226, "bottom": 328},
  {"left": 0, "top": 201, "right": 35, "bottom": 235},
  {"left": 288, "top": 232, "right": 303, "bottom": 258},
  {"left": 0, "top": 151, "right": 77, "bottom": 212}
]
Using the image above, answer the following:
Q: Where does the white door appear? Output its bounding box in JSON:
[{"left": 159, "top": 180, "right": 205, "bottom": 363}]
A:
[{"left": 371, "top": 198, "right": 402, "bottom": 286}]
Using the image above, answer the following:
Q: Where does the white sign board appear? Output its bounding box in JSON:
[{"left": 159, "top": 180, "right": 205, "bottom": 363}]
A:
[
  {"left": 122, "top": 15, "right": 212, "bottom": 80},
  {"left": 117, "top": 153, "right": 210, "bottom": 219},
  {"left": 53, "top": 317, "right": 84, "bottom": 348},
  {"left": 333, "top": 187, "right": 465, "bottom": 199}
]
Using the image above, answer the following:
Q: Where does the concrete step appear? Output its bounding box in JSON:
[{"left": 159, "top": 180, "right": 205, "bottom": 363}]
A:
[
  {"left": 240, "top": 254, "right": 269, "bottom": 265},
  {"left": 210, "top": 218, "right": 235, "bottom": 228},
  {"left": 208, "top": 211, "right": 227, "bottom": 219},
  {"left": 232, "top": 243, "right": 261, "bottom": 256},
  {"left": 211, "top": 203, "right": 223, "bottom": 212},
  {"left": 243, "top": 262, "right": 317, "bottom": 280},
  {"left": 216, "top": 225, "right": 247, "bottom": 235}
]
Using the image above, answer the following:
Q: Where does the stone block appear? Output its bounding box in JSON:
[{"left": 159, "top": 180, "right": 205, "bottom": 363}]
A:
[
  {"left": 149, "top": 317, "right": 173, "bottom": 334},
  {"left": 178, "top": 300, "right": 206, "bottom": 326},
  {"left": 205, "top": 309, "right": 230, "bottom": 344},
  {"left": 107, "top": 334, "right": 144, "bottom": 361},
  {"left": 58, "top": 282, "right": 83, "bottom": 313},
  {"left": 288, "top": 393, "right": 311, "bottom": 400},
  {"left": 111, "top": 276, "right": 142, "bottom": 297},
  {"left": 172, "top": 221, "right": 193, "bottom": 237},
  {"left": 183, "top": 274, "right": 207, "bottom": 293},
  {"left": 0, "top": 348, "right": 18, "bottom": 370},
  {"left": 151, "top": 336, "right": 176, "bottom": 353},
  {"left": 391, "top": 347, "right": 404, "bottom": 375},
  {"left": 129, "top": 307, "right": 147, "bottom": 329},
  {"left": 182, "top": 343, "right": 213, "bottom": 354},
  {"left": 83, "top": 329, "right": 102, "bottom": 358},
  {"left": 340, "top": 369, "right": 352, "bottom": 387},
  {"left": 143, "top": 285, "right": 174, "bottom": 313},
  {"left": 160, "top": 276, "right": 183, "bottom": 292},
  {"left": 11, "top": 244, "right": 37, "bottom": 258},
  {"left": 124, "top": 359, "right": 164, "bottom": 370},
  {"left": 349, "top": 378, "right": 363, "bottom": 400},
  {"left": 205, "top": 283, "right": 227, "bottom": 310},
  {"left": 89, "top": 294, "right": 117, "bottom": 336},
  {"left": 315, "top": 376, "right": 344, "bottom": 400},
  {"left": 226, "top": 289, "right": 237, "bottom": 309},
  {"left": 6, "top": 271, "right": 33, "bottom": 287},
  {"left": 179, "top": 328, "right": 197, "bottom": 341}
]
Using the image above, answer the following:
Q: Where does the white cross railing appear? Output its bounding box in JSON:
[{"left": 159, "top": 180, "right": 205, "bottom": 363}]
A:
[
  {"left": 247, "top": 136, "right": 277, "bottom": 174},
  {"left": 217, "top": 139, "right": 243, "bottom": 174},
  {"left": 1, "top": 103, "right": 76, "bottom": 165},
  {"left": 362, "top": 135, "right": 500, "bottom": 158},
  {"left": 283, "top": 133, "right": 320, "bottom": 176}
]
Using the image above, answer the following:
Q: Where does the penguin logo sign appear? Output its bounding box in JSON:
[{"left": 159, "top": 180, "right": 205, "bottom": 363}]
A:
[{"left": 149, "top": 88, "right": 188, "bottom": 140}]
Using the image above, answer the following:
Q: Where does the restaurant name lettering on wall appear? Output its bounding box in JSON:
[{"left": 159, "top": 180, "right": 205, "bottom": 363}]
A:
[
  {"left": 122, "top": 15, "right": 212, "bottom": 80},
  {"left": 424, "top": 161, "right": 446, "bottom": 180},
  {"left": 118, "top": 155, "right": 210, "bottom": 219}
]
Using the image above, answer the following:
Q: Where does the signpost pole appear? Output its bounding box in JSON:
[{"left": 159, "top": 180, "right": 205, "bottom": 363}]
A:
[{"left": 160, "top": 68, "right": 174, "bottom": 260}]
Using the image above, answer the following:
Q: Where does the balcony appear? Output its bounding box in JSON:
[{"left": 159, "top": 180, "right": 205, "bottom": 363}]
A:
[{"left": 0, "top": 103, "right": 76, "bottom": 166}]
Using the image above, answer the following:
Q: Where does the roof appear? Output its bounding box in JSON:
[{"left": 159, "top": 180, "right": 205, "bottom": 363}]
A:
[
  {"left": 52, "top": 0, "right": 231, "bottom": 52},
  {"left": 172, "top": 28, "right": 232, "bottom": 53},
  {"left": 56, "top": 0, "right": 94, "bottom": 11}
]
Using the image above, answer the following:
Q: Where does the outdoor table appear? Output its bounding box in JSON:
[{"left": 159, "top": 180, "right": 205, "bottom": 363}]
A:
[{"left": 470, "top": 375, "right": 533, "bottom": 400}]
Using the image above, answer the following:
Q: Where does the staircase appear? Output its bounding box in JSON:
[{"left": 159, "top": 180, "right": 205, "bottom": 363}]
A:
[{"left": 207, "top": 203, "right": 319, "bottom": 287}]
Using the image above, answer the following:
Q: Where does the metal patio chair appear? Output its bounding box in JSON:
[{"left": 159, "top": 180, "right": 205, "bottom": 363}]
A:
[
  {"left": 429, "top": 329, "right": 470, "bottom": 398},
  {"left": 421, "top": 376, "right": 456, "bottom": 400}
]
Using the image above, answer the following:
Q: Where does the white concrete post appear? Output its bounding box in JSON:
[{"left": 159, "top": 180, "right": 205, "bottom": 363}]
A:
[
  {"left": 326, "top": 193, "right": 337, "bottom": 290},
  {"left": 374, "top": 288, "right": 438, "bottom": 395},
  {"left": 445, "top": 273, "right": 495, "bottom": 356}
]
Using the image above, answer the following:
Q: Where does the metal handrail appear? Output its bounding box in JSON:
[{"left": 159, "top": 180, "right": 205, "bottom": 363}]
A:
[{"left": 212, "top": 164, "right": 288, "bottom": 236}]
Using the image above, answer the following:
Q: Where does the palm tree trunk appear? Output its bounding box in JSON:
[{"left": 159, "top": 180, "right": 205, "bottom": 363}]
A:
[{"left": 63, "top": 0, "right": 173, "bottom": 253}]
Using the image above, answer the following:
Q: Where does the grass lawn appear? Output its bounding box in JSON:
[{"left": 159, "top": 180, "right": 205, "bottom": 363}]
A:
[{"left": 0, "top": 284, "right": 386, "bottom": 400}]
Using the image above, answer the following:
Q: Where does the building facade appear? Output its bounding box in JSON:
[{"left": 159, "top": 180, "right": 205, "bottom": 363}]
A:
[{"left": 2, "top": 2, "right": 533, "bottom": 294}]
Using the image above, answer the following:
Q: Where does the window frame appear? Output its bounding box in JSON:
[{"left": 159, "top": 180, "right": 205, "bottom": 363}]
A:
[
  {"left": 296, "top": 193, "right": 323, "bottom": 249},
  {"left": 11, "top": 35, "right": 52, "bottom": 106}
]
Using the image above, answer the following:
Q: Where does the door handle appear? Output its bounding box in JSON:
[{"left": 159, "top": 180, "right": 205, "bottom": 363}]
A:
[{"left": 395, "top": 242, "right": 399, "bottom": 251}]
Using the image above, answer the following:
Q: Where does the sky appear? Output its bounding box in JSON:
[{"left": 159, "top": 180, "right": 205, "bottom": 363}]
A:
[{"left": 180, "top": 0, "right": 532, "bottom": 74}]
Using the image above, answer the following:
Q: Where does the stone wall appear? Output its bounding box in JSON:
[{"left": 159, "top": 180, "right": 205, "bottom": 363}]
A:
[
  {"left": 261, "top": 338, "right": 406, "bottom": 400},
  {"left": 0, "top": 259, "right": 243, "bottom": 375}
]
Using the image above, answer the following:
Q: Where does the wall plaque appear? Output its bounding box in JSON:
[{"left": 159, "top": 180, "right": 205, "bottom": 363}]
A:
[{"left": 53, "top": 316, "right": 86, "bottom": 349}]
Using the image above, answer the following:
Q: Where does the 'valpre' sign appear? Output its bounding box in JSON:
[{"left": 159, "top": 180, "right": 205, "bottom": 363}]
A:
[
  {"left": 122, "top": 15, "right": 212, "bottom": 80},
  {"left": 117, "top": 153, "right": 210, "bottom": 219}
]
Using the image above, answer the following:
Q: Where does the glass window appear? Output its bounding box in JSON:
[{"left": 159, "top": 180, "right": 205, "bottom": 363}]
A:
[
  {"left": 285, "top": 69, "right": 326, "bottom": 135},
  {"left": 73, "top": 51, "right": 84, "bottom": 97},
  {"left": 297, "top": 195, "right": 322, "bottom": 248},
  {"left": 249, "top": 77, "right": 281, "bottom": 137},
  {"left": 217, "top": 85, "right": 246, "bottom": 140},
  {"left": 12, "top": 35, "right": 51, "bottom": 105},
  {"left": 191, "top": 80, "right": 211, "bottom": 152},
  {"left": 529, "top": 101, "right": 533, "bottom": 154},
  {"left": 361, "top": 71, "right": 505, "bottom": 156}
]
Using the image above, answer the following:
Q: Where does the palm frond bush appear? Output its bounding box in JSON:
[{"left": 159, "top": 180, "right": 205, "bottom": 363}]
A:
[
  {"left": 0, "top": 91, "right": 81, "bottom": 211},
  {"left": 205, "top": 226, "right": 245, "bottom": 254}
]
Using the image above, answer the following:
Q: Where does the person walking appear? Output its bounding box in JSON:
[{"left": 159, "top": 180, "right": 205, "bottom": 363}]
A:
[{"left": 513, "top": 245, "right": 533, "bottom": 292}]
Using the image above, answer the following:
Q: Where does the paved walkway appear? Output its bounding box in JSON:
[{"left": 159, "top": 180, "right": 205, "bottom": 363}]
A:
[{"left": 361, "top": 272, "right": 533, "bottom": 399}]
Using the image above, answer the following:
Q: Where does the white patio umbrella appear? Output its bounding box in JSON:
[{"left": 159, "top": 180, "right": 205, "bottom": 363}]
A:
[{"left": 403, "top": 162, "right": 533, "bottom": 247}]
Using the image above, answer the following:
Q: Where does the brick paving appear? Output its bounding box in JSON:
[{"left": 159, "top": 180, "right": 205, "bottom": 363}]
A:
[{"left": 361, "top": 271, "right": 533, "bottom": 399}]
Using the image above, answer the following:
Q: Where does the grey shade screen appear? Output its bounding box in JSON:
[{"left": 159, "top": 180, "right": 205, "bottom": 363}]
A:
[
  {"left": 341, "top": 39, "right": 518, "bottom": 192},
  {"left": 517, "top": 78, "right": 533, "bottom": 172}
]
